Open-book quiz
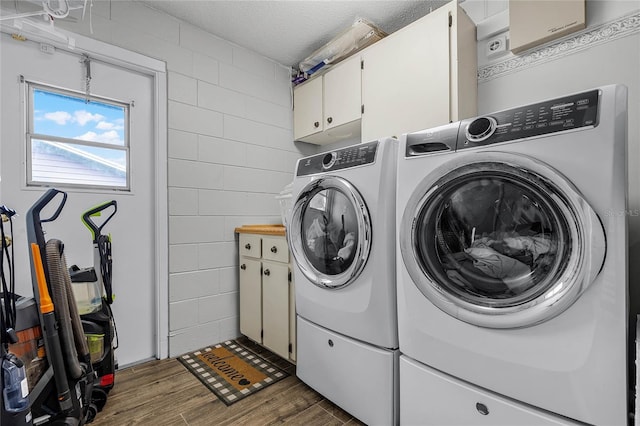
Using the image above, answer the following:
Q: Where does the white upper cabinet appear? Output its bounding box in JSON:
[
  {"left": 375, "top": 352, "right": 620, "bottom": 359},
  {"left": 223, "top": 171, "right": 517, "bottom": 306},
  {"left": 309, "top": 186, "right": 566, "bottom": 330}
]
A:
[
  {"left": 293, "top": 54, "right": 362, "bottom": 145},
  {"left": 323, "top": 55, "right": 362, "bottom": 132},
  {"left": 361, "top": 1, "right": 477, "bottom": 142},
  {"left": 293, "top": 1, "right": 477, "bottom": 145},
  {"left": 293, "top": 77, "right": 323, "bottom": 141}
]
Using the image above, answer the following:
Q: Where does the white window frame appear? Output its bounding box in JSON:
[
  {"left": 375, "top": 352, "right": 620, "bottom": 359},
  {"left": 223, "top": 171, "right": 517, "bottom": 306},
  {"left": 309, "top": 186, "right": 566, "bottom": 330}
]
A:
[{"left": 25, "top": 80, "right": 131, "bottom": 191}]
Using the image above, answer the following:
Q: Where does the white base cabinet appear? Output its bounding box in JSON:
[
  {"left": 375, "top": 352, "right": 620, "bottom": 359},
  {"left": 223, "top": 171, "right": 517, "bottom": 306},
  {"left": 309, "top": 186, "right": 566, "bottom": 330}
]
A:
[{"left": 238, "top": 230, "right": 296, "bottom": 363}]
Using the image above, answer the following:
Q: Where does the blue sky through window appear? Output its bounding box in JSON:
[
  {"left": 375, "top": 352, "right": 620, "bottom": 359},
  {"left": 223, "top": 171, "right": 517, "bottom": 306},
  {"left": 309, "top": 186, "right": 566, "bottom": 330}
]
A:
[{"left": 33, "top": 89, "right": 127, "bottom": 166}]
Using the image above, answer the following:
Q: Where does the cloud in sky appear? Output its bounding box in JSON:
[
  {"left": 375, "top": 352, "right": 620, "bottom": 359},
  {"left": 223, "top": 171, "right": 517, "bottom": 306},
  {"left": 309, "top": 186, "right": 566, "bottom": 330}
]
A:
[
  {"left": 44, "top": 111, "right": 73, "bottom": 125},
  {"left": 76, "top": 130, "right": 123, "bottom": 145},
  {"left": 96, "top": 121, "right": 124, "bottom": 131},
  {"left": 74, "top": 110, "right": 104, "bottom": 126},
  {"left": 42, "top": 109, "right": 105, "bottom": 126}
]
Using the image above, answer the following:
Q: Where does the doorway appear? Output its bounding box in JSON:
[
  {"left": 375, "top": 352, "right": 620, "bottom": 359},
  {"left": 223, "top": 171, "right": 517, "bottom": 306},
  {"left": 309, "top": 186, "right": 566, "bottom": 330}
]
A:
[{"left": 0, "top": 31, "right": 166, "bottom": 366}]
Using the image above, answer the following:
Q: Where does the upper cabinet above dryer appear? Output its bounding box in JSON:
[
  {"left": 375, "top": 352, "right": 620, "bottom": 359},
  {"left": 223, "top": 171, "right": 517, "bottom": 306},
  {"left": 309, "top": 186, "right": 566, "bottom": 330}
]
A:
[
  {"left": 293, "top": 1, "right": 477, "bottom": 145},
  {"left": 361, "top": 2, "right": 477, "bottom": 142},
  {"left": 293, "top": 54, "right": 362, "bottom": 145}
]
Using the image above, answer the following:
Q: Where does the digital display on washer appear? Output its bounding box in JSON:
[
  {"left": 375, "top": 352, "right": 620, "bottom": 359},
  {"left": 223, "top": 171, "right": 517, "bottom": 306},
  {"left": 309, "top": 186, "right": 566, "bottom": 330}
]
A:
[
  {"left": 458, "top": 89, "right": 600, "bottom": 150},
  {"left": 296, "top": 140, "right": 378, "bottom": 176}
]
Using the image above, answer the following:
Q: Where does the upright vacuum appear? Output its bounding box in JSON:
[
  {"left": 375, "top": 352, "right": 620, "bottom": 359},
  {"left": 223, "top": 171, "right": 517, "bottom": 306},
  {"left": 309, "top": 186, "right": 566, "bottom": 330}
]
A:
[
  {"left": 68, "top": 200, "right": 117, "bottom": 414},
  {"left": 25, "top": 188, "right": 96, "bottom": 424}
]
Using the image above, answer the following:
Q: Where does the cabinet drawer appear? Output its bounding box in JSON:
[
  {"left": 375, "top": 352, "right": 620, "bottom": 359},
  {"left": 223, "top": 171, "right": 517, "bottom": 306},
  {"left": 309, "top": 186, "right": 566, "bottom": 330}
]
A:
[
  {"left": 239, "top": 234, "right": 261, "bottom": 259},
  {"left": 262, "top": 237, "right": 289, "bottom": 263}
]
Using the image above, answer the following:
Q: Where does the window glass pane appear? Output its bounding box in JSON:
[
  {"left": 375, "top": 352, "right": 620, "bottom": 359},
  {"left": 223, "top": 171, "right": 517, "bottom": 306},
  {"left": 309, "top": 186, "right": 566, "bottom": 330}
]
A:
[
  {"left": 415, "top": 173, "right": 569, "bottom": 307},
  {"left": 31, "top": 139, "right": 127, "bottom": 188},
  {"left": 27, "top": 84, "right": 129, "bottom": 190},
  {"left": 301, "top": 189, "right": 359, "bottom": 275},
  {"left": 33, "top": 88, "right": 126, "bottom": 146}
]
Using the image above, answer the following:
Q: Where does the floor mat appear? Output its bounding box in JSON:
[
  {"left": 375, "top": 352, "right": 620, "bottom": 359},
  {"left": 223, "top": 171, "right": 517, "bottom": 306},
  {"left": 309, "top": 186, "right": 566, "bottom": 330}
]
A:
[{"left": 177, "top": 339, "right": 288, "bottom": 406}]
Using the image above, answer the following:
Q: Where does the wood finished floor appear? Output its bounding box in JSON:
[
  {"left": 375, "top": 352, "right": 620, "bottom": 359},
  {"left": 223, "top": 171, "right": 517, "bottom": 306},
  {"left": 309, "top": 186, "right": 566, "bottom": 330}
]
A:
[{"left": 92, "top": 337, "right": 366, "bottom": 425}]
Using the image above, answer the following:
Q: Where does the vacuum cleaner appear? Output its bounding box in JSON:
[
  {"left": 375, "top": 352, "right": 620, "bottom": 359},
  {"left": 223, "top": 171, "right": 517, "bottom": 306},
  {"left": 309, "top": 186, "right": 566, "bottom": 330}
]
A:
[
  {"left": 25, "top": 188, "right": 96, "bottom": 424},
  {"left": 1, "top": 205, "right": 33, "bottom": 425},
  {"left": 68, "top": 200, "right": 117, "bottom": 413}
]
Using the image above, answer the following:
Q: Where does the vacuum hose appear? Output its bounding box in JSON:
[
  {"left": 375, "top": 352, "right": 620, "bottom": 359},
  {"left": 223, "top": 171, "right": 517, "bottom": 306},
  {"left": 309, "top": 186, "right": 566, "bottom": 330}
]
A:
[{"left": 46, "top": 239, "right": 89, "bottom": 379}]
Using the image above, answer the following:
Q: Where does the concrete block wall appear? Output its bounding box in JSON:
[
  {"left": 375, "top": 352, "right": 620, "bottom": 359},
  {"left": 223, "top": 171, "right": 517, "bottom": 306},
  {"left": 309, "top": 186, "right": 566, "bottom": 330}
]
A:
[{"left": 31, "top": 0, "right": 318, "bottom": 356}]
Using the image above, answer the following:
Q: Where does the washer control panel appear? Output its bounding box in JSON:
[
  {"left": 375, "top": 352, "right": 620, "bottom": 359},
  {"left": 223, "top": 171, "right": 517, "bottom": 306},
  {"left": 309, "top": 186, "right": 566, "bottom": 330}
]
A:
[
  {"left": 296, "top": 140, "right": 378, "bottom": 176},
  {"left": 458, "top": 89, "right": 600, "bottom": 150}
]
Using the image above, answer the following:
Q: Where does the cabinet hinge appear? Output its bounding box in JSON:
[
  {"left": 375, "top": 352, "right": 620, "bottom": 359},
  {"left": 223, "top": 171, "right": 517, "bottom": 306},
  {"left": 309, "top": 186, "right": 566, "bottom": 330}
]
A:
[
  {"left": 289, "top": 343, "right": 293, "bottom": 353},
  {"left": 288, "top": 271, "right": 292, "bottom": 282},
  {"left": 261, "top": 329, "right": 264, "bottom": 339},
  {"left": 361, "top": 104, "right": 365, "bottom": 114},
  {"left": 449, "top": 14, "right": 453, "bottom": 27},
  {"left": 361, "top": 59, "right": 364, "bottom": 70}
]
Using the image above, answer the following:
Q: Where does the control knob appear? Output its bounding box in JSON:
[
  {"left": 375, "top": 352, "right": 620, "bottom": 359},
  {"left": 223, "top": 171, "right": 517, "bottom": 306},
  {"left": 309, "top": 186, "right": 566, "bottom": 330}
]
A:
[
  {"left": 465, "top": 116, "right": 497, "bottom": 143},
  {"left": 322, "top": 152, "right": 337, "bottom": 169}
]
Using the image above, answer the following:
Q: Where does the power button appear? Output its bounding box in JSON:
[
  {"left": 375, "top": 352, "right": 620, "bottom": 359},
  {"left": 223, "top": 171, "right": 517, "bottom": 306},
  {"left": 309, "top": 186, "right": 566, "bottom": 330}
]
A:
[
  {"left": 465, "top": 116, "right": 497, "bottom": 142},
  {"left": 322, "top": 152, "right": 337, "bottom": 169}
]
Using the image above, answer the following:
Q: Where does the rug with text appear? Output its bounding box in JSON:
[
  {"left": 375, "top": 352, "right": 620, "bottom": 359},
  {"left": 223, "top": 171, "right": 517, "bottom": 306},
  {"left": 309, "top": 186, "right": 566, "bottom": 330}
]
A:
[{"left": 177, "top": 339, "right": 288, "bottom": 405}]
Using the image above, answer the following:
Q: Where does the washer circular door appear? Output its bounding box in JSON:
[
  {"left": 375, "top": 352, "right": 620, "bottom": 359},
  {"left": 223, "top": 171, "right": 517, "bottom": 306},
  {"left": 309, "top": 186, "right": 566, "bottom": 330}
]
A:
[
  {"left": 400, "top": 151, "right": 605, "bottom": 328},
  {"left": 289, "top": 176, "right": 371, "bottom": 289}
]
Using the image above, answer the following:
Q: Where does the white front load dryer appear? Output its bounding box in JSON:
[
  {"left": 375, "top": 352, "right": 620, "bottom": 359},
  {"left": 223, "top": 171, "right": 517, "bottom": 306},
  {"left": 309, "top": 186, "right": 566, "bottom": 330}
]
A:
[
  {"left": 396, "top": 85, "right": 629, "bottom": 425},
  {"left": 288, "top": 138, "right": 399, "bottom": 425}
]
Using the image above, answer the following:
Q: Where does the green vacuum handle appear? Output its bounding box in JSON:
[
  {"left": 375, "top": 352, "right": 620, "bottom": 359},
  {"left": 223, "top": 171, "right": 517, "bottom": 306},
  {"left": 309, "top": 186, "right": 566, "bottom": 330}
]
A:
[{"left": 82, "top": 200, "right": 117, "bottom": 242}]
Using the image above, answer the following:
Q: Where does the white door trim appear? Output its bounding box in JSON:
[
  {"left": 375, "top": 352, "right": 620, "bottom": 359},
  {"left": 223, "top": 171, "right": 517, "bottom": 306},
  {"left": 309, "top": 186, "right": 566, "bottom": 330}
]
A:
[{"left": 1, "top": 23, "right": 169, "bottom": 359}]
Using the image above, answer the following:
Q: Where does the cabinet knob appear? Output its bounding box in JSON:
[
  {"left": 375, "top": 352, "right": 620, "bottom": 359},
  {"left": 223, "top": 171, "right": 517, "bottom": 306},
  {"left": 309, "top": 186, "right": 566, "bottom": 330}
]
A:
[
  {"left": 244, "top": 243, "right": 251, "bottom": 250},
  {"left": 240, "top": 264, "right": 246, "bottom": 270},
  {"left": 327, "top": 116, "right": 333, "bottom": 124},
  {"left": 313, "top": 121, "right": 320, "bottom": 128},
  {"left": 264, "top": 269, "right": 270, "bottom": 276},
  {"left": 270, "top": 246, "right": 278, "bottom": 253}
]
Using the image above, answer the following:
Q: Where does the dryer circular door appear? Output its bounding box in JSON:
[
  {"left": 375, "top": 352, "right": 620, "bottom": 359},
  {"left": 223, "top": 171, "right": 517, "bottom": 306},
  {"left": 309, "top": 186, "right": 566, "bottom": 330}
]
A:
[
  {"left": 400, "top": 151, "right": 605, "bottom": 328},
  {"left": 289, "top": 176, "right": 371, "bottom": 289}
]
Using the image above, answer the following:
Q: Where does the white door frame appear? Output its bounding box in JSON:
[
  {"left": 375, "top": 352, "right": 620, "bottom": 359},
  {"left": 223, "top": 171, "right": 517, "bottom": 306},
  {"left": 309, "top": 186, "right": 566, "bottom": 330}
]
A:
[{"left": 0, "top": 23, "right": 169, "bottom": 359}]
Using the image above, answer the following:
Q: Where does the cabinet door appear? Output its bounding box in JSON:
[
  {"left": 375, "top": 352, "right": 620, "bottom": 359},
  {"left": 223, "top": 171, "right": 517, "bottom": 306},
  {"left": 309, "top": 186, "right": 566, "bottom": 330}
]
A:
[
  {"left": 239, "top": 257, "right": 262, "bottom": 343},
  {"left": 261, "top": 261, "right": 290, "bottom": 360},
  {"left": 293, "top": 77, "right": 323, "bottom": 140},
  {"left": 361, "top": 3, "right": 452, "bottom": 142},
  {"left": 323, "top": 54, "right": 362, "bottom": 131}
]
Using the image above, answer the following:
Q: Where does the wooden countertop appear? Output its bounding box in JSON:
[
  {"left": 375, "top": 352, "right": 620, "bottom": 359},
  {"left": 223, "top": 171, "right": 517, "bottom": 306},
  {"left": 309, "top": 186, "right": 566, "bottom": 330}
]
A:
[{"left": 234, "top": 224, "right": 286, "bottom": 236}]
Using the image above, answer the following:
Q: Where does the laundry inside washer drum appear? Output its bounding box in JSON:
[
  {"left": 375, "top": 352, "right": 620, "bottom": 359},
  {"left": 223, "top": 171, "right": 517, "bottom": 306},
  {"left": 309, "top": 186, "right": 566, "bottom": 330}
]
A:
[{"left": 414, "top": 169, "right": 572, "bottom": 307}]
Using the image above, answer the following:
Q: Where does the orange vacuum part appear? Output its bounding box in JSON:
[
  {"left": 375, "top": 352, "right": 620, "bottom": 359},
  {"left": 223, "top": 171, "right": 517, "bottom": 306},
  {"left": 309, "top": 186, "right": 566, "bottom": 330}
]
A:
[{"left": 31, "top": 242, "right": 54, "bottom": 314}]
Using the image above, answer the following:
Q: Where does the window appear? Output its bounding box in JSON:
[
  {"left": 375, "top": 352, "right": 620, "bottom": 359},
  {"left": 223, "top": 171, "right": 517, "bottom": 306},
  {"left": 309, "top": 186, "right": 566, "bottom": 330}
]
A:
[{"left": 27, "top": 82, "right": 130, "bottom": 190}]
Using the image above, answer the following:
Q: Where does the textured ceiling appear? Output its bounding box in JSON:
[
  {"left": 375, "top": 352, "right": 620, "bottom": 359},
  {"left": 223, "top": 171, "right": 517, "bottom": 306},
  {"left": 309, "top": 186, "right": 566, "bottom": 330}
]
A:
[{"left": 141, "top": 0, "right": 449, "bottom": 68}]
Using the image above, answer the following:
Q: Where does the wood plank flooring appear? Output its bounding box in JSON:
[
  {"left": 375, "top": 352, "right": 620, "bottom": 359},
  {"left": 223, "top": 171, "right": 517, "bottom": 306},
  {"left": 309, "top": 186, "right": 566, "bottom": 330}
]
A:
[{"left": 92, "top": 337, "right": 365, "bottom": 425}]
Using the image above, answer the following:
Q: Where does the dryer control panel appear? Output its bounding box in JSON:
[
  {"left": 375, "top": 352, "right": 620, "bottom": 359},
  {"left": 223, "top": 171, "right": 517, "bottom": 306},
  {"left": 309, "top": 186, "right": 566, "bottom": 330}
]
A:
[
  {"left": 296, "top": 140, "right": 378, "bottom": 176},
  {"left": 458, "top": 89, "right": 600, "bottom": 150}
]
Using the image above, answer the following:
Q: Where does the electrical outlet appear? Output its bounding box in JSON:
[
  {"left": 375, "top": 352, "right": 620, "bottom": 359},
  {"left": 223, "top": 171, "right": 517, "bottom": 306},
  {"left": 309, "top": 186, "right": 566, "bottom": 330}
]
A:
[
  {"left": 39, "top": 43, "right": 55, "bottom": 55},
  {"left": 486, "top": 35, "right": 508, "bottom": 59}
]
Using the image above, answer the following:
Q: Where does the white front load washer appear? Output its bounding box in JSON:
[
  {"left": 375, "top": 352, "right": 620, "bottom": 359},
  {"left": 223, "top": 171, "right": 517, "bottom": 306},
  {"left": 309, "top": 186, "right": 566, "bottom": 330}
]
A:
[
  {"left": 288, "top": 138, "right": 399, "bottom": 425},
  {"left": 396, "top": 85, "right": 629, "bottom": 425}
]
